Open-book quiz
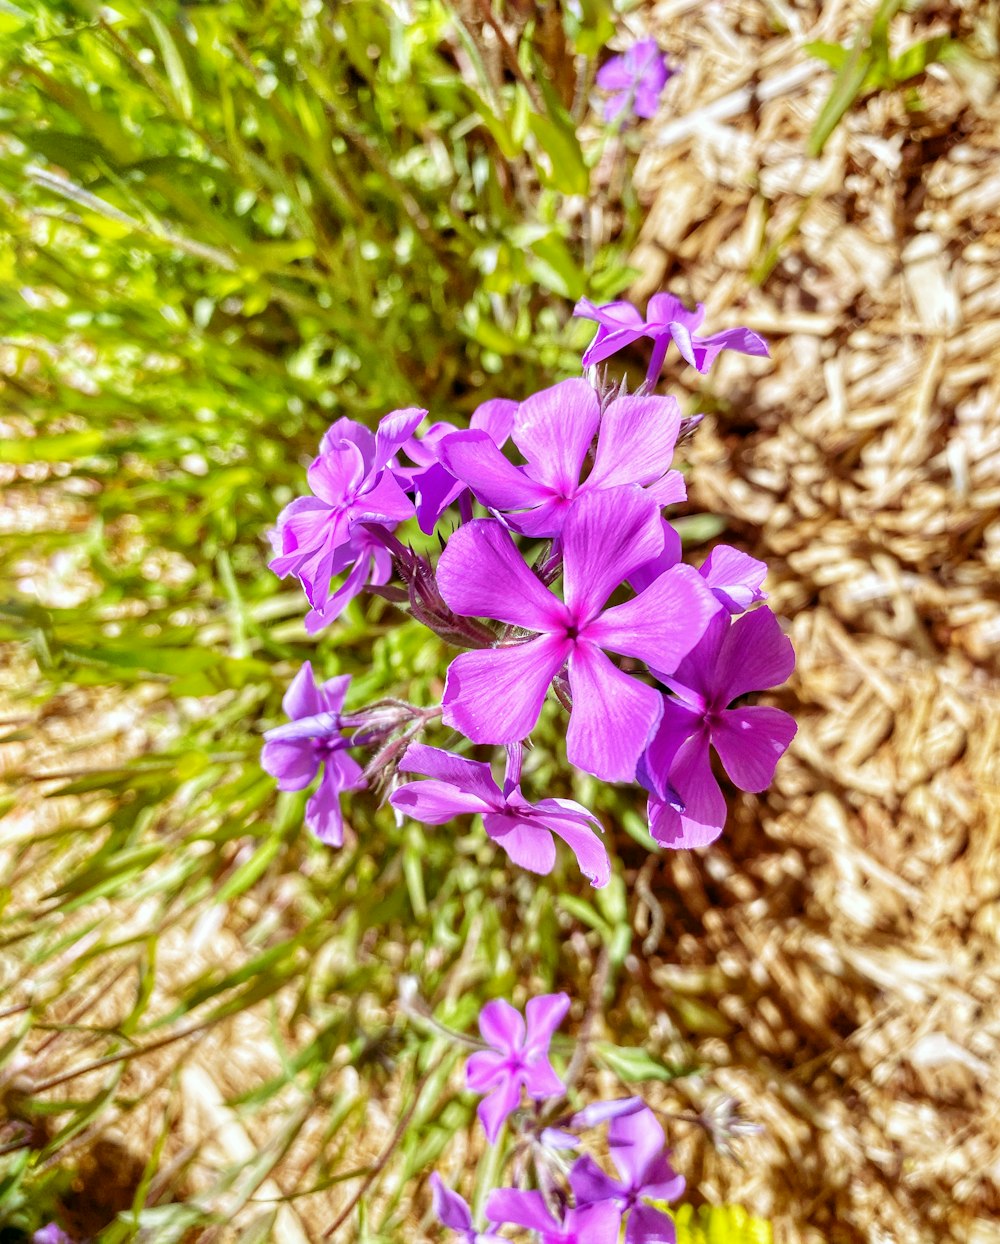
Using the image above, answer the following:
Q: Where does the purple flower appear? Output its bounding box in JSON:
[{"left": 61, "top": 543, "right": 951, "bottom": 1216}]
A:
[
  {"left": 437, "top": 486, "right": 717, "bottom": 783},
  {"left": 430, "top": 1174, "right": 505, "bottom": 1243},
  {"left": 632, "top": 535, "right": 768, "bottom": 616},
  {"left": 399, "top": 399, "right": 517, "bottom": 535},
  {"left": 389, "top": 744, "right": 610, "bottom": 887},
  {"left": 571, "top": 1106, "right": 685, "bottom": 1244},
  {"left": 596, "top": 38, "right": 675, "bottom": 123},
  {"left": 269, "top": 408, "right": 424, "bottom": 628},
  {"left": 440, "top": 379, "right": 685, "bottom": 539},
  {"left": 33, "top": 1228, "right": 73, "bottom": 1244},
  {"left": 260, "top": 662, "right": 365, "bottom": 846},
  {"left": 641, "top": 607, "right": 796, "bottom": 848},
  {"left": 466, "top": 994, "right": 570, "bottom": 1142},
  {"left": 485, "top": 1189, "right": 621, "bottom": 1244},
  {"left": 574, "top": 294, "right": 769, "bottom": 385}
]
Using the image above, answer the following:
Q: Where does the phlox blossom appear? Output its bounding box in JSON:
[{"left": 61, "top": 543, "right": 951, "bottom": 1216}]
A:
[
  {"left": 574, "top": 293, "right": 768, "bottom": 384},
  {"left": 485, "top": 1189, "right": 621, "bottom": 1244},
  {"left": 390, "top": 744, "right": 610, "bottom": 887},
  {"left": 467, "top": 994, "right": 569, "bottom": 1142},
  {"left": 641, "top": 607, "right": 796, "bottom": 848},
  {"left": 437, "top": 485, "right": 717, "bottom": 783},
  {"left": 440, "top": 378, "right": 685, "bottom": 539},
  {"left": 596, "top": 38, "right": 675, "bottom": 124},
  {"left": 430, "top": 1174, "right": 504, "bottom": 1244},
  {"left": 260, "top": 662, "right": 364, "bottom": 846}
]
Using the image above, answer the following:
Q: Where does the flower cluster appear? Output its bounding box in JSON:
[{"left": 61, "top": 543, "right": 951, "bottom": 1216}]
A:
[
  {"left": 431, "top": 994, "right": 687, "bottom": 1244},
  {"left": 263, "top": 286, "right": 793, "bottom": 876}
]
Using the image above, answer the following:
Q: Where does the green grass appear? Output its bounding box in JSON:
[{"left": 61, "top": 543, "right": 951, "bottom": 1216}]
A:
[{"left": 0, "top": 3, "right": 772, "bottom": 1239}]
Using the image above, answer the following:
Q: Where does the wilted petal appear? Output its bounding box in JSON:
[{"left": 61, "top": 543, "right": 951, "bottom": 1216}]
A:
[
  {"left": 438, "top": 518, "right": 566, "bottom": 632},
  {"left": 712, "top": 705, "right": 796, "bottom": 792},
  {"left": 561, "top": 486, "right": 665, "bottom": 622},
  {"left": 443, "top": 636, "right": 569, "bottom": 746},
  {"left": 567, "top": 643, "right": 662, "bottom": 783},
  {"left": 584, "top": 564, "right": 716, "bottom": 674},
  {"left": 512, "top": 379, "right": 600, "bottom": 496}
]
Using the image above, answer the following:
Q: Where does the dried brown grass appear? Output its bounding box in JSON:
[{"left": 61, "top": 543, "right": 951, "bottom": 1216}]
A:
[{"left": 616, "top": 0, "right": 1000, "bottom": 1239}]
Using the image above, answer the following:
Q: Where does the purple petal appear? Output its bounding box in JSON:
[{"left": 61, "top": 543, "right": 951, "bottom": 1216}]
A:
[
  {"left": 442, "top": 636, "right": 569, "bottom": 746},
  {"left": 561, "top": 486, "right": 665, "bottom": 622},
  {"left": 373, "top": 406, "right": 427, "bottom": 472},
  {"left": 280, "top": 662, "right": 322, "bottom": 720},
  {"left": 391, "top": 779, "right": 497, "bottom": 824},
  {"left": 437, "top": 518, "right": 565, "bottom": 631},
  {"left": 566, "top": 643, "right": 662, "bottom": 783},
  {"left": 648, "top": 732, "right": 726, "bottom": 848},
  {"left": 541, "top": 1127, "right": 580, "bottom": 1150},
  {"left": 303, "top": 554, "right": 372, "bottom": 633},
  {"left": 641, "top": 697, "right": 702, "bottom": 800},
  {"left": 430, "top": 1173, "right": 474, "bottom": 1232},
  {"left": 667, "top": 612, "right": 729, "bottom": 704},
  {"left": 714, "top": 606, "right": 795, "bottom": 703},
  {"left": 641, "top": 1155, "right": 686, "bottom": 1204},
  {"left": 522, "top": 1053, "right": 565, "bottom": 1100},
  {"left": 566, "top": 1203, "right": 623, "bottom": 1243},
  {"left": 320, "top": 417, "right": 376, "bottom": 466},
  {"left": 645, "top": 469, "right": 687, "bottom": 506},
  {"left": 306, "top": 754, "right": 363, "bottom": 846},
  {"left": 630, "top": 520, "right": 683, "bottom": 593},
  {"left": 485, "top": 1188, "right": 558, "bottom": 1233},
  {"left": 608, "top": 1105, "right": 666, "bottom": 1188},
  {"left": 625, "top": 1202, "right": 678, "bottom": 1244},
  {"left": 397, "top": 744, "right": 502, "bottom": 804},
  {"left": 595, "top": 54, "right": 634, "bottom": 91},
  {"left": 412, "top": 461, "right": 466, "bottom": 534},
  {"left": 470, "top": 397, "right": 518, "bottom": 444},
  {"left": 687, "top": 325, "right": 770, "bottom": 373},
  {"left": 524, "top": 992, "right": 571, "bottom": 1053},
  {"left": 512, "top": 378, "right": 599, "bottom": 496},
  {"left": 350, "top": 470, "right": 414, "bottom": 524},
  {"left": 318, "top": 672, "right": 352, "bottom": 716},
  {"left": 260, "top": 736, "right": 318, "bottom": 791},
  {"left": 584, "top": 564, "right": 717, "bottom": 674},
  {"left": 479, "top": 997, "right": 526, "bottom": 1053},
  {"left": 574, "top": 298, "right": 645, "bottom": 331},
  {"left": 484, "top": 814, "right": 558, "bottom": 875},
  {"left": 586, "top": 394, "right": 681, "bottom": 492},
  {"left": 477, "top": 1073, "right": 522, "bottom": 1143},
  {"left": 699, "top": 545, "right": 768, "bottom": 614},
  {"left": 571, "top": 1096, "right": 644, "bottom": 1129},
  {"left": 712, "top": 705, "right": 796, "bottom": 792},
  {"left": 466, "top": 1048, "right": 507, "bottom": 1093},
  {"left": 580, "top": 320, "right": 650, "bottom": 367},
  {"left": 307, "top": 443, "right": 366, "bottom": 506},
  {"left": 646, "top": 293, "right": 701, "bottom": 331},
  {"left": 441, "top": 431, "right": 550, "bottom": 511},
  {"left": 532, "top": 807, "right": 611, "bottom": 888},
  {"left": 570, "top": 1153, "right": 624, "bottom": 1206}
]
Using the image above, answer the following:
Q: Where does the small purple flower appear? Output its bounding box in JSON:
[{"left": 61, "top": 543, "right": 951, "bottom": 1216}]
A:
[
  {"left": 430, "top": 1174, "right": 505, "bottom": 1243},
  {"left": 596, "top": 38, "right": 675, "bottom": 123},
  {"left": 486, "top": 1188, "right": 621, "bottom": 1244},
  {"left": 390, "top": 744, "right": 610, "bottom": 887},
  {"left": 399, "top": 399, "right": 518, "bottom": 535},
  {"left": 466, "top": 994, "right": 570, "bottom": 1142},
  {"left": 571, "top": 1106, "right": 685, "bottom": 1244},
  {"left": 33, "top": 1228, "right": 73, "bottom": 1244},
  {"left": 437, "top": 486, "right": 717, "bottom": 783},
  {"left": 260, "top": 662, "right": 365, "bottom": 846},
  {"left": 269, "top": 408, "right": 424, "bottom": 628},
  {"left": 441, "top": 379, "right": 685, "bottom": 539},
  {"left": 574, "top": 294, "right": 769, "bottom": 385},
  {"left": 640, "top": 607, "right": 796, "bottom": 848}
]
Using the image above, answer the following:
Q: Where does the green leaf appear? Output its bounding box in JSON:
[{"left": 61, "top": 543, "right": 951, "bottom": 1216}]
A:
[
  {"left": 594, "top": 1042, "right": 686, "bottom": 1083},
  {"left": 528, "top": 111, "right": 589, "bottom": 196},
  {"left": 0, "top": 430, "right": 105, "bottom": 463},
  {"left": 890, "top": 36, "right": 955, "bottom": 83}
]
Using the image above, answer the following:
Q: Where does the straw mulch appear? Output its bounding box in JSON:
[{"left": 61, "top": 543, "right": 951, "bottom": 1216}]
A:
[{"left": 618, "top": 1, "right": 1000, "bottom": 1240}]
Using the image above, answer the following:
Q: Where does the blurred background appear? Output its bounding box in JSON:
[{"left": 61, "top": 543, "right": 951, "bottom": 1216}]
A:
[{"left": 1, "top": 1, "right": 998, "bottom": 1241}]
